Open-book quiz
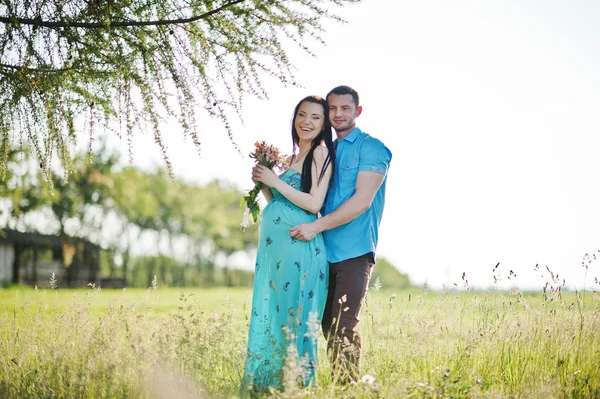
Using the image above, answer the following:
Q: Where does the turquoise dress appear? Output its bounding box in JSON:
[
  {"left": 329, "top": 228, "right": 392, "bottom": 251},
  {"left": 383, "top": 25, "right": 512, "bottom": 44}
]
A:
[{"left": 242, "top": 169, "right": 329, "bottom": 393}]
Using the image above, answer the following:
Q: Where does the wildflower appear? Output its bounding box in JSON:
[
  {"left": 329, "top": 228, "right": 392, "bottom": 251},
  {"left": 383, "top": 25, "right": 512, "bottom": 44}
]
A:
[
  {"left": 372, "top": 277, "right": 382, "bottom": 291},
  {"left": 49, "top": 272, "right": 57, "bottom": 289},
  {"left": 304, "top": 312, "right": 320, "bottom": 341},
  {"left": 360, "top": 374, "right": 375, "bottom": 385}
]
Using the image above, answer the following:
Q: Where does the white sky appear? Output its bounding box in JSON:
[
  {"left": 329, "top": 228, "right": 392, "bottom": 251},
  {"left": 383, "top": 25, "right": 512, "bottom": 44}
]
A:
[{"left": 111, "top": 0, "right": 600, "bottom": 291}]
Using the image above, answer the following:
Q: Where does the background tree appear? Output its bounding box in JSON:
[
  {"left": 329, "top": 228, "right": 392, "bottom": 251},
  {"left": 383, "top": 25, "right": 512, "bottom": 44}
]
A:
[
  {"left": 0, "top": 147, "right": 46, "bottom": 230},
  {"left": 108, "top": 164, "right": 260, "bottom": 286},
  {"left": 0, "top": 0, "right": 361, "bottom": 180},
  {"left": 371, "top": 256, "right": 414, "bottom": 290},
  {"left": 194, "top": 180, "right": 258, "bottom": 285},
  {"left": 0, "top": 144, "right": 259, "bottom": 287},
  {"left": 46, "top": 148, "right": 118, "bottom": 239}
]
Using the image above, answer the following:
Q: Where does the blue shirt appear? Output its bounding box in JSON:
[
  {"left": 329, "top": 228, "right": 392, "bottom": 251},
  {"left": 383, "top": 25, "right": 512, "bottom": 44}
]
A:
[{"left": 321, "top": 128, "right": 392, "bottom": 263}]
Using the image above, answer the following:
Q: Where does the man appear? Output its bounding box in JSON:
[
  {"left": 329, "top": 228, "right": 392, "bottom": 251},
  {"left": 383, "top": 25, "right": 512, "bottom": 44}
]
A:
[{"left": 290, "top": 85, "right": 392, "bottom": 383}]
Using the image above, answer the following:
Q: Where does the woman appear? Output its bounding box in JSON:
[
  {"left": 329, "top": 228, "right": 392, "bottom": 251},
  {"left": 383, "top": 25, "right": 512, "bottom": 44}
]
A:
[{"left": 242, "top": 95, "right": 335, "bottom": 393}]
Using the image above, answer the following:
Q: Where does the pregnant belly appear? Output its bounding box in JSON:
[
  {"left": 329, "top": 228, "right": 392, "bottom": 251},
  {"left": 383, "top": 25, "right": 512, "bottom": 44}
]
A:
[{"left": 259, "top": 199, "right": 317, "bottom": 236}]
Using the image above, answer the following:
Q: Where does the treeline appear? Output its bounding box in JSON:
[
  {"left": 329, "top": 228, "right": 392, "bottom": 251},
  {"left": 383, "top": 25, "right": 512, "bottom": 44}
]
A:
[{"left": 0, "top": 143, "right": 259, "bottom": 287}]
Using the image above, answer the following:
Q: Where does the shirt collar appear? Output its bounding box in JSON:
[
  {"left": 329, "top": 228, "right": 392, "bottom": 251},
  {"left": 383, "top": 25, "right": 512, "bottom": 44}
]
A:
[{"left": 341, "top": 127, "right": 361, "bottom": 143}]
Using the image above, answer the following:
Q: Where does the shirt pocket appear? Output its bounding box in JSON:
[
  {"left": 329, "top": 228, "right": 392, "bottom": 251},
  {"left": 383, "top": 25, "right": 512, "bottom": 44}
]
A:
[{"left": 339, "top": 158, "right": 359, "bottom": 188}]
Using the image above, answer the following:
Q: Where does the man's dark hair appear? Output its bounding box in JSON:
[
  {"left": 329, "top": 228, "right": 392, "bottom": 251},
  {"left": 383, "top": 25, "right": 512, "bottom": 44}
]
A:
[{"left": 326, "top": 85, "right": 360, "bottom": 108}]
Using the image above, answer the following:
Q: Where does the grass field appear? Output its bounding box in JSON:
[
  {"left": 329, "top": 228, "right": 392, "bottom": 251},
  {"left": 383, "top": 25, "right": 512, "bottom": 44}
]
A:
[{"left": 1, "top": 282, "right": 599, "bottom": 398}]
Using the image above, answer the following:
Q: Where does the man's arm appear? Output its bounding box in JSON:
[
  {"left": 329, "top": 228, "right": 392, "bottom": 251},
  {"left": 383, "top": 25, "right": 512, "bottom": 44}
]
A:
[{"left": 289, "top": 171, "right": 385, "bottom": 241}]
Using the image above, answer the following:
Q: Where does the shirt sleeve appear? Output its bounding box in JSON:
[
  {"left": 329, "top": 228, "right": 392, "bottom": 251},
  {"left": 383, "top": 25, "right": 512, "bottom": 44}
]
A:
[{"left": 358, "top": 137, "right": 392, "bottom": 176}]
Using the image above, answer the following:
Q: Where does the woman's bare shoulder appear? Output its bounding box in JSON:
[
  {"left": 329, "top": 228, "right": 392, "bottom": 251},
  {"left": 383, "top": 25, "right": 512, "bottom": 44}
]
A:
[{"left": 314, "top": 145, "right": 331, "bottom": 161}]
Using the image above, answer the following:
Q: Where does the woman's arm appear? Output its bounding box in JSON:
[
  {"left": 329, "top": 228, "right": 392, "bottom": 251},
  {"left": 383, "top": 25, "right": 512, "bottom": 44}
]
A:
[
  {"left": 260, "top": 185, "right": 274, "bottom": 202},
  {"left": 253, "top": 147, "right": 332, "bottom": 214}
]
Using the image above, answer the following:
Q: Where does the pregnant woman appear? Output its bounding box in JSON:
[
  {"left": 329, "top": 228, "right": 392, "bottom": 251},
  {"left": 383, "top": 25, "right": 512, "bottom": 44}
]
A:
[{"left": 242, "top": 95, "right": 335, "bottom": 394}]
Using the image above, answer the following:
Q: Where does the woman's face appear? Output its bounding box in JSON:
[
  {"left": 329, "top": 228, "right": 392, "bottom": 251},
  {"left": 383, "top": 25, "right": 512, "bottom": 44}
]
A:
[{"left": 294, "top": 101, "right": 324, "bottom": 144}]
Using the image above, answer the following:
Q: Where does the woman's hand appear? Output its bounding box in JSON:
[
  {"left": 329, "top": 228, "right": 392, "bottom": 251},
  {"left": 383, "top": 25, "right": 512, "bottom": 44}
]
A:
[{"left": 252, "top": 164, "right": 279, "bottom": 187}]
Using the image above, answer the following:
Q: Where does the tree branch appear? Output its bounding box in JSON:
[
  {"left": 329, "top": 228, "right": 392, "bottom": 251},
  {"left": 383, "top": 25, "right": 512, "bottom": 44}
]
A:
[
  {"left": 0, "top": 0, "right": 246, "bottom": 28},
  {"left": 0, "top": 63, "right": 76, "bottom": 73},
  {"left": 0, "top": 63, "right": 115, "bottom": 78}
]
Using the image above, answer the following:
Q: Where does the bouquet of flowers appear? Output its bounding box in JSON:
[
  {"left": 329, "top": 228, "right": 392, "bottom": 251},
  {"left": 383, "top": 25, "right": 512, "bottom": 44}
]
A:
[{"left": 241, "top": 141, "right": 287, "bottom": 230}]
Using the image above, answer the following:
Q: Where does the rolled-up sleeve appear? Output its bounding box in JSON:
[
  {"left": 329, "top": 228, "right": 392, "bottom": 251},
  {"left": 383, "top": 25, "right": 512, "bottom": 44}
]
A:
[{"left": 358, "top": 137, "right": 392, "bottom": 176}]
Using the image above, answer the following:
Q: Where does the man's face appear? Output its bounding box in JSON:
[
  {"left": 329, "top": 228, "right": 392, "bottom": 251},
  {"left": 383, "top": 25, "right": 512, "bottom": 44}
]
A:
[{"left": 328, "top": 93, "right": 362, "bottom": 135}]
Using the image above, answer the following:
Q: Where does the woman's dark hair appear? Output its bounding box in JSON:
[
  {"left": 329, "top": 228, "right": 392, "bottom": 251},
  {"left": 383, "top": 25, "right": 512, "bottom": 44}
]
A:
[{"left": 290, "top": 96, "right": 335, "bottom": 193}]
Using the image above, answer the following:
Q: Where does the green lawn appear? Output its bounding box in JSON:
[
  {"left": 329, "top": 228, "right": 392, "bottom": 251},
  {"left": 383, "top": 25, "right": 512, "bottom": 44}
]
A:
[
  {"left": 0, "top": 285, "right": 255, "bottom": 315},
  {"left": 1, "top": 285, "right": 599, "bottom": 398}
]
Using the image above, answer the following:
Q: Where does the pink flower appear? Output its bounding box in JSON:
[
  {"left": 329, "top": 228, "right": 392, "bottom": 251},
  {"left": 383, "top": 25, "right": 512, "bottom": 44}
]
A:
[{"left": 241, "top": 141, "right": 287, "bottom": 230}]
